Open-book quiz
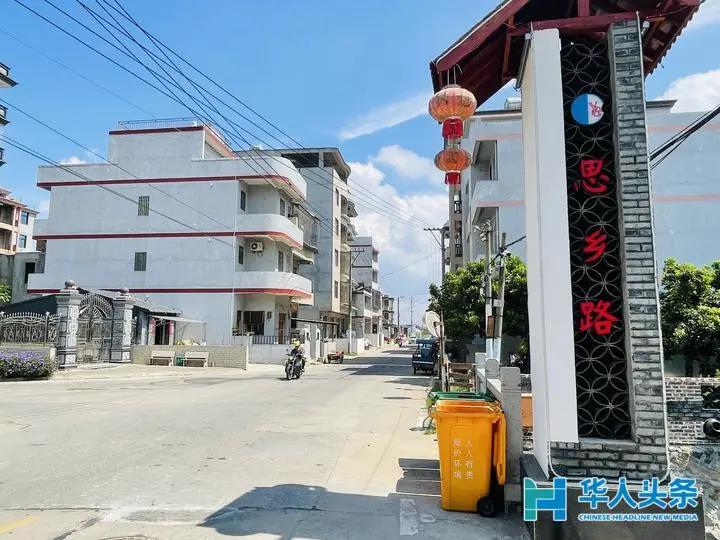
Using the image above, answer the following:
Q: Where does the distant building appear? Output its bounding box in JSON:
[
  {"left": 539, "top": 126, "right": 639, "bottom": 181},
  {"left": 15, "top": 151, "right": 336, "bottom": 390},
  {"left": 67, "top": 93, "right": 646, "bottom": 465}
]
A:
[
  {"left": 268, "top": 148, "right": 356, "bottom": 337},
  {"left": 28, "top": 119, "right": 314, "bottom": 344},
  {"left": 0, "top": 187, "right": 40, "bottom": 304},
  {"left": 449, "top": 99, "right": 720, "bottom": 271},
  {"left": 349, "top": 236, "right": 383, "bottom": 345},
  {"left": 382, "top": 294, "right": 396, "bottom": 338}
]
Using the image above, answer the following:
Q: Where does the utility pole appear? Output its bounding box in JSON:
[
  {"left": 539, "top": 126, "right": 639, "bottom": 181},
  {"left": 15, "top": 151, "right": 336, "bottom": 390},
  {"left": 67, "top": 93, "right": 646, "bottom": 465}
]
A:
[
  {"left": 483, "top": 226, "right": 494, "bottom": 359},
  {"left": 424, "top": 226, "right": 448, "bottom": 283},
  {"left": 494, "top": 232, "right": 508, "bottom": 361},
  {"left": 396, "top": 296, "right": 403, "bottom": 340},
  {"left": 409, "top": 296, "right": 415, "bottom": 336}
]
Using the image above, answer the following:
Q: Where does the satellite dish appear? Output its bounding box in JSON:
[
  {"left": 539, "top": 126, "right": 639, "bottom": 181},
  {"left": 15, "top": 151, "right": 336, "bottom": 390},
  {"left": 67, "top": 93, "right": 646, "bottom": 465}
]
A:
[{"left": 424, "top": 311, "right": 442, "bottom": 338}]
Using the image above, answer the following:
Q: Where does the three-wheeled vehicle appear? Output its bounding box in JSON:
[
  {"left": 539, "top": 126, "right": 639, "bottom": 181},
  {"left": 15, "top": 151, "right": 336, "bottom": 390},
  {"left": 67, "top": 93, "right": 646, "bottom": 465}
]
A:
[{"left": 412, "top": 338, "right": 439, "bottom": 375}]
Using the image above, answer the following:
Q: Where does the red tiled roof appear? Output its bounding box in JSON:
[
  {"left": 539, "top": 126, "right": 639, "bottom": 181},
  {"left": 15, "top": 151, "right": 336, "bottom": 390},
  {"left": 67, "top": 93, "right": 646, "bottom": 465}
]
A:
[{"left": 430, "top": 0, "right": 701, "bottom": 105}]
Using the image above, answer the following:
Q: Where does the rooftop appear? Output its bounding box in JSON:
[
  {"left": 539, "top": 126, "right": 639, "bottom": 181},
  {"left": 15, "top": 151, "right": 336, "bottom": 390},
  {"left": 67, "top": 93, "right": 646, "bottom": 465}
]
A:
[{"left": 430, "top": 0, "right": 700, "bottom": 106}]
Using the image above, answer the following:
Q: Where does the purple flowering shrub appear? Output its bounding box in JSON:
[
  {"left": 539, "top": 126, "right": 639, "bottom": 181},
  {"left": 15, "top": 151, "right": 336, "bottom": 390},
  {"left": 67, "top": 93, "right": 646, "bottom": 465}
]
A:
[{"left": 0, "top": 350, "right": 57, "bottom": 379}]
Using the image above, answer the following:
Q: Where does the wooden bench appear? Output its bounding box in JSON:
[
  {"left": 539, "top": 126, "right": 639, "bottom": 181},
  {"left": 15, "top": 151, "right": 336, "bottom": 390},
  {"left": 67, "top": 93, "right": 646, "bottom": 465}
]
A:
[
  {"left": 183, "top": 351, "right": 209, "bottom": 368},
  {"left": 149, "top": 350, "right": 174, "bottom": 366}
]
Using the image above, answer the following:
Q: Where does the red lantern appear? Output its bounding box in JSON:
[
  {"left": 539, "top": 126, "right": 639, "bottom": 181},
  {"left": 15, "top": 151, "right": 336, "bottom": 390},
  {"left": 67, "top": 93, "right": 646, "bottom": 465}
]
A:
[
  {"left": 442, "top": 117, "right": 464, "bottom": 139},
  {"left": 445, "top": 172, "right": 461, "bottom": 186},
  {"left": 429, "top": 84, "right": 477, "bottom": 123},
  {"left": 435, "top": 147, "right": 471, "bottom": 172}
]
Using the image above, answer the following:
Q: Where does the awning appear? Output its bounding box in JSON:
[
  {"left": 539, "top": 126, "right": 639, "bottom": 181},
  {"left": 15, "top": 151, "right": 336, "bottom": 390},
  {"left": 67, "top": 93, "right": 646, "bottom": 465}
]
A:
[
  {"left": 291, "top": 317, "right": 340, "bottom": 326},
  {"left": 292, "top": 249, "right": 314, "bottom": 264},
  {"left": 153, "top": 315, "right": 205, "bottom": 324}
]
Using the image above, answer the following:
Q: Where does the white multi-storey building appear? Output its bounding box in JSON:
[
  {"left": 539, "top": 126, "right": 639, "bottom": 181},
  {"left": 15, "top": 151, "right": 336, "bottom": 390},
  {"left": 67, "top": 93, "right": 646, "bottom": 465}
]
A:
[
  {"left": 28, "top": 120, "right": 314, "bottom": 344},
  {"left": 268, "top": 148, "right": 355, "bottom": 337}
]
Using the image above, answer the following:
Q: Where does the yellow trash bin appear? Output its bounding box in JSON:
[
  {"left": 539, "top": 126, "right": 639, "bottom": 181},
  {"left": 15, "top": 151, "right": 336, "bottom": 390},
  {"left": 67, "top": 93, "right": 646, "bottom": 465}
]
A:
[{"left": 431, "top": 400, "right": 506, "bottom": 515}]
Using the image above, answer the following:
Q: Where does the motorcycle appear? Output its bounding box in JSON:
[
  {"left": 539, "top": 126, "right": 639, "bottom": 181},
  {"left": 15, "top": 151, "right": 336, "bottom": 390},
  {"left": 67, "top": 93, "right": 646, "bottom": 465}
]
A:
[{"left": 284, "top": 348, "right": 305, "bottom": 380}]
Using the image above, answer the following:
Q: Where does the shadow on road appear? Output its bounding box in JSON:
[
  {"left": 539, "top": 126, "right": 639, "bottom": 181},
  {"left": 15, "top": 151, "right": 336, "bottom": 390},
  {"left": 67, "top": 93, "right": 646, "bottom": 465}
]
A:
[{"left": 197, "top": 459, "right": 526, "bottom": 538}]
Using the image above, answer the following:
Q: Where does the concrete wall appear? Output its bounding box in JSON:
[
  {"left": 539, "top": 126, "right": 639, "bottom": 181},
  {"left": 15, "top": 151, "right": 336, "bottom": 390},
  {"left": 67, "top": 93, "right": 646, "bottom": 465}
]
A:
[
  {"left": 248, "top": 344, "right": 291, "bottom": 365},
  {"left": 131, "top": 344, "right": 248, "bottom": 369}
]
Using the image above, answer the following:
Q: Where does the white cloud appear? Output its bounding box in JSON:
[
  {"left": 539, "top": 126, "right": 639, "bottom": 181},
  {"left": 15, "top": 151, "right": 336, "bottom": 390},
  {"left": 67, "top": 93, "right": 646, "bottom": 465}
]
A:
[
  {"left": 685, "top": 0, "right": 720, "bottom": 30},
  {"left": 59, "top": 156, "right": 87, "bottom": 165},
  {"left": 338, "top": 92, "right": 431, "bottom": 141},
  {"left": 659, "top": 69, "right": 720, "bottom": 112},
  {"left": 349, "top": 157, "right": 447, "bottom": 322},
  {"left": 372, "top": 145, "right": 443, "bottom": 185}
]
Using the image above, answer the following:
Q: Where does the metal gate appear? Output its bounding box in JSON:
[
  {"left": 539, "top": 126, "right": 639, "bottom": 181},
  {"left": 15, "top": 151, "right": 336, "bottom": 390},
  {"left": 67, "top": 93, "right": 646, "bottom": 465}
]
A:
[
  {"left": 0, "top": 312, "right": 57, "bottom": 345},
  {"left": 76, "top": 293, "right": 113, "bottom": 363}
]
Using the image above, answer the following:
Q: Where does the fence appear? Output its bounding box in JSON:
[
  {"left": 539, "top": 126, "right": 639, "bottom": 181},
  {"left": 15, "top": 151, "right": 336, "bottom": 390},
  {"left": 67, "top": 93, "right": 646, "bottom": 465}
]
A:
[
  {"left": 0, "top": 312, "right": 57, "bottom": 345},
  {"left": 231, "top": 334, "right": 306, "bottom": 345}
]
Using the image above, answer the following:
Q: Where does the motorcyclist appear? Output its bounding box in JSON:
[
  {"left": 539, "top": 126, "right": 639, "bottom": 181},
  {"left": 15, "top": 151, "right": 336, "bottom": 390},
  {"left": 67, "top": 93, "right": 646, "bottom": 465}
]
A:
[{"left": 290, "top": 338, "right": 305, "bottom": 371}]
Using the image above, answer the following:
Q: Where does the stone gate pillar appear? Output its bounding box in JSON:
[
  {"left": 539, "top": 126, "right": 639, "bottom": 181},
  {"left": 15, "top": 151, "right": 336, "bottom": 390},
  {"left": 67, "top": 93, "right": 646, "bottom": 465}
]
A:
[
  {"left": 55, "top": 280, "right": 81, "bottom": 369},
  {"left": 110, "top": 288, "right": 135, "bottom": 363}
]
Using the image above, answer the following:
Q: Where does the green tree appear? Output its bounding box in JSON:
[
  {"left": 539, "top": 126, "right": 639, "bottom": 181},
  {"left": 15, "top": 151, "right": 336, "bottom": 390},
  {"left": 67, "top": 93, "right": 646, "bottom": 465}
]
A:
[
  {"left": 0, "top": 283, "right": 10, "bottom": 305},
  {"left": 429, "top": 255, "right": 528, "bottom": 342},
  {"left": 660, "top": 258, "right": 720, "bottom": 376}
]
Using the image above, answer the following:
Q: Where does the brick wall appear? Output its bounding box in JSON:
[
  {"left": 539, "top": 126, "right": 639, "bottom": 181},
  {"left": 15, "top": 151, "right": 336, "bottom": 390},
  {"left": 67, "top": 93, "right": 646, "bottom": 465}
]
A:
[
  {"left": 666, "top": 377, "right": 720, "bottom": 444},
  {"left": 550, "top": 20, "right": 669, "bottom": 480},
  {"left": 131, "top": 345, "right": 248, "bottom": 369}
]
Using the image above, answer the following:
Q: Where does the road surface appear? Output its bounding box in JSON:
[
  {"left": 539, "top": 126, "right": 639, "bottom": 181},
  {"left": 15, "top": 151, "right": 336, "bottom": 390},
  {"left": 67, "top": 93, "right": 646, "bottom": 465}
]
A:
[{"left": 0, "top": 347, "right": 526, "bottom": 539}]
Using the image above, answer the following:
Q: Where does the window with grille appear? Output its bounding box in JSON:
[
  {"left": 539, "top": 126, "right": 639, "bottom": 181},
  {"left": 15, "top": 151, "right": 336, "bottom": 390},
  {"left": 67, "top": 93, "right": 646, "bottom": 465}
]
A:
[
  {"left": 138, "top": 195, "right": 150, "bottom": 216},
  {"left": 278, "top": 250, "right": 284, "bottom": 272},
  {"left": 134, "top": 251, "right": 147, "bottom": 271},
  {"left": 240, "top": 190, "right": 247, "bottom": 211}
]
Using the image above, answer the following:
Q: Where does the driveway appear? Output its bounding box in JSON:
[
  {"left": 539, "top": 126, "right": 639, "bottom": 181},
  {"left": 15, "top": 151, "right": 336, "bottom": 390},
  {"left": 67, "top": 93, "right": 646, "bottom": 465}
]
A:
[{"left": 0, "top": 347, "right": 527, "bottom": 539}]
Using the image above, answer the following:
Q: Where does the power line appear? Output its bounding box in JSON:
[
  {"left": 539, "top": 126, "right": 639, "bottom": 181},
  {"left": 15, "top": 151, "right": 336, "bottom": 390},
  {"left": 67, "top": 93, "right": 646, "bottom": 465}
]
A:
[
  {"left": 99, "top": 0, "right": 434, "bottom": 228},
  {"left": 650, "top": 102, "right": 720, "bottom": 170},
  {"left": 0, "top": 134, "right": 237, "bottom": 250}
]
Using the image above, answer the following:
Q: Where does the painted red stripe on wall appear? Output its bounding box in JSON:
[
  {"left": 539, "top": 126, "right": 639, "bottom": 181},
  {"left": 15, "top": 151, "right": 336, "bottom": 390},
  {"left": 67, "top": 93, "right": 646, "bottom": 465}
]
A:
[{"left": 27, "top": 287, "right": 312, "bottom": 298}]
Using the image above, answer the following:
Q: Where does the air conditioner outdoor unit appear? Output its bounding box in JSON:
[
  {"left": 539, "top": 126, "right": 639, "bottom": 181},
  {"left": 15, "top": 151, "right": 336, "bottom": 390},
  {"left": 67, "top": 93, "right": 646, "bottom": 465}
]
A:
[{"left": 250, "top": 241, "right": 264, "bottom": 253}]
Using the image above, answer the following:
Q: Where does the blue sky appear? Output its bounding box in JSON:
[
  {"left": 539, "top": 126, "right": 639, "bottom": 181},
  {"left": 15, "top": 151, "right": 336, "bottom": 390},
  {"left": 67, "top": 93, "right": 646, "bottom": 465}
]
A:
[{"left": 1, "top": 0, "right": 719, "bottom": 323}]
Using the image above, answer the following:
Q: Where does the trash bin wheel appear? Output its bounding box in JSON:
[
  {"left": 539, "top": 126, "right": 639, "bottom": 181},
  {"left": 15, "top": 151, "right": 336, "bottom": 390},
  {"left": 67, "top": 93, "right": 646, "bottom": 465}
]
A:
[{"left": 477, "top": 497, "right": 496, "bottom": 518}]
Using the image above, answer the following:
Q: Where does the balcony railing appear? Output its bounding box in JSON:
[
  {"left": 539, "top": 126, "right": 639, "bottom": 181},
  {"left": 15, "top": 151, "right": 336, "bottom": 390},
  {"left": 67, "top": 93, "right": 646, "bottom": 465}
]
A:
[{"left": 0, "top": 147, "right": 5, "bottom": 165}]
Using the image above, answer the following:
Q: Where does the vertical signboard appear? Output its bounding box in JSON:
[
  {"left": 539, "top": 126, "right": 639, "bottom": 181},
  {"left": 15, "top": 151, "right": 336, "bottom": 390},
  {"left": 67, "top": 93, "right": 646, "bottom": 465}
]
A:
[{"left": 560, "top": 39, "right": 631, "bottom": 439}]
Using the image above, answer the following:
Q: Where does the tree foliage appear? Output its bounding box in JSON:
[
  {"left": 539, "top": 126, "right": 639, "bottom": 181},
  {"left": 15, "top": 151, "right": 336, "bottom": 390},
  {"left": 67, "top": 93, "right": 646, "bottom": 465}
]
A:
[
  {"left": 660, "top": 258, "right": 720, "bottom": 375},
  {"left": 429, "top": 255, "right": 528, "bottom": 342},
  {"left": 0, "top": 283, "right": 10, "bottom": 305}
]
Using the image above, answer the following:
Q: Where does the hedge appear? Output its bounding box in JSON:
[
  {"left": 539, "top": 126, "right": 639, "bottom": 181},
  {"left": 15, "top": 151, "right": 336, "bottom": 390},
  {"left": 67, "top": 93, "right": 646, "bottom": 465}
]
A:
[{"left": 0, "top": 350, "right": 57, "bottom": 379}]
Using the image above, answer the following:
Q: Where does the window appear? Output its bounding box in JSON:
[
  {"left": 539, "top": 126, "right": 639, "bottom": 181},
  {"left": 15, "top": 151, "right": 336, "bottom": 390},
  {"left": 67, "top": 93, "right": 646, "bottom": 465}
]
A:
[
  {"left": 334, "top": 280, "right": 339, "bottom": 298},
  {"left": 134, "top": 251, "right": 147, "bottom": 271},
  {"left": 280, "top": 199, "right": 286, "bottom": 216},
  {"left": 24, "top": 262, "right": 35, "bottom": 284},
  {"left": 242, "top": 310, "right": 265, "bottom": 335},
  {"left": 18, "top": 234, "right": 27, "bottom": 249},
  {"left": 137, "top": 195, "right": 150, "bottom": 216},
  {"left": 278, "top": 250, "right": 284, "bottom": 272},
  {"left": 335, "top": 188, "right": 340, "bottom": 206},
  {"left": 238, "top": 244, "right": 244, "bottom": 265},
  {"left": 20, "top": 211, "right": 29, "bottom": 224},
  {"left": 334, "top": 218, "right": 339, "bottom": 235},
  {"left": 372, "top": 270, "right": 378, "bottom": 283},
  {"left": 334, "top": 249, "right": 339, "bottom": 266},
  {"left": 240, "top": 190, "right": 247, "bottom": 211}
]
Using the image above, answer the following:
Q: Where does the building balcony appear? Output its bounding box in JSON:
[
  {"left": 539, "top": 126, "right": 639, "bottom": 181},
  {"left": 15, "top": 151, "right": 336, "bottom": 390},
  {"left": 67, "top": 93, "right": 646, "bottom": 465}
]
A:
[
  {"left": 236, "top": 213, "right": 304, "bottom": 248},
  {"left": 0, "top": 104, "right": 7, "bottom": 127},
  {"left": 0, "top": 63, "right": 16, "bottom": 88},
  {"left": 0, "top": 147, "right": 5, "bottom": 167},
  {"left": 234, "top": 271, "right": 313, "bottom": 300}
]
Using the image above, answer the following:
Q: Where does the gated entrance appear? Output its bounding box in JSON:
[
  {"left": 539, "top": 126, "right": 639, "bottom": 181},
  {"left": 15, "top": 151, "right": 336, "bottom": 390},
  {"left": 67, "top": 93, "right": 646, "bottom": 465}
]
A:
[
  {"left": 0, "top": 312, "right": 57, "bottom": 345},
  {"left": 76, "top": 292, "right": 113, "bottom": 363}
]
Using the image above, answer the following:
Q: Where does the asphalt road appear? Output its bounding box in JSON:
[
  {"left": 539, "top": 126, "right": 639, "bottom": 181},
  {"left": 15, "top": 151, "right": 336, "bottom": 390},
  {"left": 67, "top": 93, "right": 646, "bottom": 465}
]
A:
[{"left": 0, "top": 347, "right": 526, "bottom": 539}]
